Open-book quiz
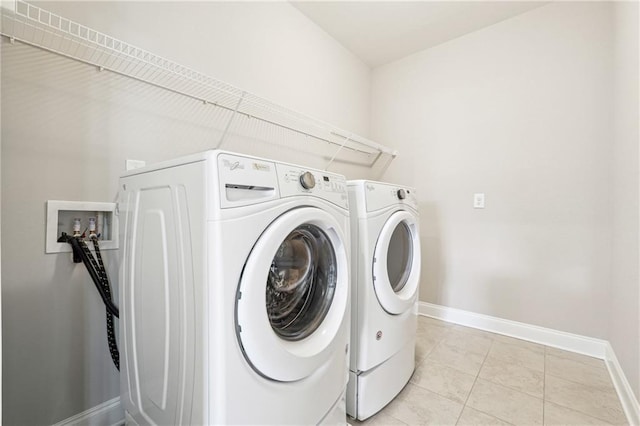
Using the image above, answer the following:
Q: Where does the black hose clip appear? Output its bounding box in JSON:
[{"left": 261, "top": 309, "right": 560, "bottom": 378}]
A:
[{"left": 57, "top": 232, "right": 83, "bottom": 263}]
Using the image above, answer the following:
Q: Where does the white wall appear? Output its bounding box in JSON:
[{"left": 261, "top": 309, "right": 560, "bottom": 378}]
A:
[
  {"left": 1, "top": 2, "right": 371, "bottom": 424},
  {"left": 29, "top": 1, "right": 371, "bottom": 138},
  {"left": 372, "top": 2, "right": 615, "bottom": 339},
  {"left": 609, "top": 1, "right": 639, "bottom": 399}
]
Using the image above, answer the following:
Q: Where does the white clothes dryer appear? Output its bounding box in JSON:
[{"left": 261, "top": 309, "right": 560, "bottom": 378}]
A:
[
  {"left": 346, "top": 180, "right": 420, "bottom": 421},
  {"left": 118, "top": 150, "right": 351, "bottom": 425}
]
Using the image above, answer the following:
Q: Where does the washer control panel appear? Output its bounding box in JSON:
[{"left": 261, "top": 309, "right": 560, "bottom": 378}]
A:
[{"left": 277, "top": 164, "right": 348, "bottom": 209}]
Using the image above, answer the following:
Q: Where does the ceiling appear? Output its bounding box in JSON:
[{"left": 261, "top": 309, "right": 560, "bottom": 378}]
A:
[{"left": 291, "top": 1, "right": 548, "bottom": 68}]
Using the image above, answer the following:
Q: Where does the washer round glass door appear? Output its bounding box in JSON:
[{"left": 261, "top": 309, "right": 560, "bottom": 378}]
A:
[
  {"left": 267, "top": 224, "right": 336, "bottom": 341},
  {"left": 236, "top": 207, "right": 348, "bottom": 382},
  {"left": 373, "top": 210, "right": 421, "bottom": 314}
]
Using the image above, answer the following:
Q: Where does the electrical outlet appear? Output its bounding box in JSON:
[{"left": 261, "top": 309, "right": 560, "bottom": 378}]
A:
[
  {"left": 126, "top": 159, "right": 146, "bottom": 171},
  {"left": 474, "top": 193, "right": 485, "bottom": 209}
]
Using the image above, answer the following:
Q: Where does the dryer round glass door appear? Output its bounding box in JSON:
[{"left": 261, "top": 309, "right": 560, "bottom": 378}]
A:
[
  {"left": 236, "top": 207, "right": 349, "bottom": 382},
  {"left": 387, "top": 221, "right": 413, "bottom": 292},
  {"left": 373, "top": 210, "right": 421, "bottom": 315}
]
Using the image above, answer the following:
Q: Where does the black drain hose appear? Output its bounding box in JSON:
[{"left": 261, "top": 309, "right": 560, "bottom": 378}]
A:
[
  {"left": 67, "top": 237, "right": 120, "bottom": 318},
  {"left": 66, "top": 235, "right": 120, "bottom": 370},
  {"left": 91, "top": 237, "right": 120, "bottom": 371}
]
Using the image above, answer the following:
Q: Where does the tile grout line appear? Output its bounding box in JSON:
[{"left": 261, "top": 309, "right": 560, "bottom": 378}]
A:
[
  {"left": 453, "top": 338, "right": 493, "bottom": 425},
  {"left": 545, "top": 351, "right": 606, "bottom": 368},
  {"left": 544, "top": 400, "right": 624, "bottom": 425},
  {"left": 433, "top": 318, "right": 526, "bottom": 425},
  {"left": 480, "top": 338, "right": 546, "bottom": 424},
  {"left": 421, "top": 319, "right": 624, "bottom": 426},
  {"left": 543, "top": 346, "right": 626, "bottom": 425},
  {"left": 414, "top": 326, "right": 448, "bottom": 369},
  {"left": 542, "top": 375, "right": 627, "bottom": 423},
  {"left": 411, "top": 321, "right": 470, "bottom": 424},
  {"left": 544, "top": 371, "right": 619, "bottom": 392},
  {"left": 420, "top": 320, "right": 475, "bottom": 424},
  {"left": 383, "top": 412, "right": 408, "bottom": 425},
  {"left": 415, "top": 320, "right": 449, "bottom": 364}
]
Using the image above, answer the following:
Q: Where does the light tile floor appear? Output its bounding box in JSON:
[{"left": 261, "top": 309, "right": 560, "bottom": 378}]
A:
[{"left": 354, "top": 316, "right": 628, "bottom": 426}]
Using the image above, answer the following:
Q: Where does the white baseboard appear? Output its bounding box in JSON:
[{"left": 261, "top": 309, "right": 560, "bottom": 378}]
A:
[
  {"left": 52, "top": 396, "right": 124, "bottom": 426},
  {"left": 419, "top": 302, "right": 640, "bottom": 425},
  {"left": 606, "top": 343, "right": 640, "bottom": 426},
  {"left": 418, "top": 301, "right": 607, "bottom": 358}
]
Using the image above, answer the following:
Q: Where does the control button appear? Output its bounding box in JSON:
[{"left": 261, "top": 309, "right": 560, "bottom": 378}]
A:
[
  {"left": 397, "top": 189, "right": 406, "bottom": 200},
  {"left": 299, "top": 171, "right": 316, "bottom": 190}
]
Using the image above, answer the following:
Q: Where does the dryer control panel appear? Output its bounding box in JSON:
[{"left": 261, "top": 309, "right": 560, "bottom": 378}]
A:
[
  {"left": 276, "top": 164, "right": 348, "bottom": 210},
  {"left": 361, "top": 181, "right": 418, "bottom": 212}
]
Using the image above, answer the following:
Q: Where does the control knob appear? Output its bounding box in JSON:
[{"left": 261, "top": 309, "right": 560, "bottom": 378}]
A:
[
  {"left": 397, "top": 189, "right": 406, "bottom": 200},
  {"left": 299, "top": 172, "right": 316, "bottom": 190}
]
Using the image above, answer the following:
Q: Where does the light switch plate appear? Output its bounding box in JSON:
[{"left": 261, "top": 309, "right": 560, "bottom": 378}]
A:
[{"left": 474, "top": 193, "right": 485, "bottom": 209}]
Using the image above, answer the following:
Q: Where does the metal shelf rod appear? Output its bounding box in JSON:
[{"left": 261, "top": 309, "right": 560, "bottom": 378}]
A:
[{"left": 1, "top": 0, "right": 398, "bottom": 166}]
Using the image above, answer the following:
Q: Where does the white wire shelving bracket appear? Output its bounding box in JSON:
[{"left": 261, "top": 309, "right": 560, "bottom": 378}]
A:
[{"left": 0, "top": 0, "right": 397, "bottom": 170}]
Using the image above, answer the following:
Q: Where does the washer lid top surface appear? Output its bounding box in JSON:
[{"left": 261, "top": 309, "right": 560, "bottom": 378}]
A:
[
  {"left": 373, "top": 210, "right": 421, "bottom": 315},
  {"left": 236, "top": 207, "right": 349, "bottom": 382}
]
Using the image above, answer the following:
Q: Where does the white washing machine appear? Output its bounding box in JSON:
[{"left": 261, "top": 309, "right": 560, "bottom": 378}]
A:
[
  {"left": 118, "top": 150, "right": 351, "bottom": 425},
  {"left": 346, "top": 180, "right": 421, "bottom": 421}
]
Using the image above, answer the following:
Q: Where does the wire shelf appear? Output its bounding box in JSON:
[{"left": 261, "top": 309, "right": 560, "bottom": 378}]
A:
[{"left": 0, "top": 0, "right": 397, "bottom": 170}]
